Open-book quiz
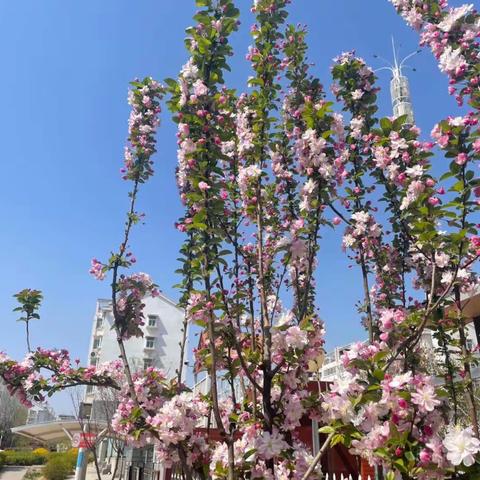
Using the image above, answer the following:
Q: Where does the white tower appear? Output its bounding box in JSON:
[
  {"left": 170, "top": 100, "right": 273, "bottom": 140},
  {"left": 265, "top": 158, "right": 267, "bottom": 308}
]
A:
[{"left": 376, "top": 38, "right": 419, "bottom": 127}]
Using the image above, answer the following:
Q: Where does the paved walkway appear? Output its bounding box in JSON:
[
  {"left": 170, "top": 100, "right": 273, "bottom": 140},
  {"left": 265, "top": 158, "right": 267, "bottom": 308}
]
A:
[
  {"left": 85, "top": 465, "right": 99, "bottom": 480},
  {"left": 0, "top": 466, "right": 27, "bottom": 480}
]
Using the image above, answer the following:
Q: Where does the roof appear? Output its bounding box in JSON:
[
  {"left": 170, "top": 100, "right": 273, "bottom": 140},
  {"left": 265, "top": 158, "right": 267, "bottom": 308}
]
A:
[
  {"left": 97, "top": 291, "right": 184, "bottom": 314},
  {"left": 11, "top": 420, "right": 107, "bottom": 444},
  {"left": 460, "top": 288, "right": 480, "bottom": 320}
]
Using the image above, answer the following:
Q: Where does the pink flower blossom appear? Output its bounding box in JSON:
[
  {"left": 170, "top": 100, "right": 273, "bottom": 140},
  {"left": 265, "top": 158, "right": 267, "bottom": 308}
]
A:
[
  {"left": 255, "top": 431, "right": 288, "bottom": 460},
  {"left": 455, "top": 152, "right": 468, "bottom": 165},
  {"left": 89, "top": 258, "right": 105, "bottom": 281}
]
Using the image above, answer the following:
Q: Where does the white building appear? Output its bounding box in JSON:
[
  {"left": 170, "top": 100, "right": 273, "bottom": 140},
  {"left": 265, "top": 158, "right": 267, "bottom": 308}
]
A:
[
  {"left": 321, "top": 290, "right": 480, "bottom": 385},
  {"left": 26, "top": 403, "right": 56, "bottom": 425},
  {"left": 320, "top": 342, "right": 357, "bottom": 383},
  {"left": 84, "top": 293, "right": 186, "bottom": 480},
  {"left": 85, "top": 294, "right": 186, "bottom": 401}
]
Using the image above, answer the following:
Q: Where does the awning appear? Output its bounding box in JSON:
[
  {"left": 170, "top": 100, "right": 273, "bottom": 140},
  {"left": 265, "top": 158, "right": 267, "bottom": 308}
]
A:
[
  {"left": 11, "top": 420, "right": 107, "bottom": 444},
  {"left": 461, "top": 289, "right": 480, "bottom": 320}
]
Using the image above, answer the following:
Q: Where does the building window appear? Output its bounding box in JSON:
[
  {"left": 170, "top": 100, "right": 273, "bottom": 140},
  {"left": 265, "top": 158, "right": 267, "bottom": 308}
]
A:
[
  {"left": 96, "top": 317, "right": 103, "bottom": 329},
  {"left": 145, "top": 337, "right": 155, "bottom": 349},
  {"left": 474, "top": 316, "right": 480, "bottom": 344},
  {"left": 86, "top": 386, "right": 94, "bottom": 396},
  {"left": 89, "top": 356, "right": 99, "bottom": 367},
  {"left": 144, "top": 358, "right": 153, "bottom": 369},
  {"left": 147, "top": 315, "right": 158, "bottom": 327},
  {"left": 93, "top": 336, "right": 102, "bottom": 349}
]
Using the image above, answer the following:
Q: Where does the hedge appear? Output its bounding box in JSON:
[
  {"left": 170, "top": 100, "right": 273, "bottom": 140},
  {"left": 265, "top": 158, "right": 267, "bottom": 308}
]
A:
[
  {"left": 43, "top": 452, "right": 77, "bottom": 480},
  {"left": 2, "top": 450, "right": 48, "bottom": 466},
  {"left": 0, "top": 448, "right": 78, "bottom": 479},
  {"left": 43, "top": 456, "right": 72, "bottom": 480}
]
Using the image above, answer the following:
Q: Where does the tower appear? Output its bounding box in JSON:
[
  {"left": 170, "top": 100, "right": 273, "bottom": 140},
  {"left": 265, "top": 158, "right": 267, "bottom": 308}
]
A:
[
  {"left": 390, "top": 68, "right": 414, "bottom": 126},
  {"left": 375, "top": 38, "right": 419, "bottom": 127}
]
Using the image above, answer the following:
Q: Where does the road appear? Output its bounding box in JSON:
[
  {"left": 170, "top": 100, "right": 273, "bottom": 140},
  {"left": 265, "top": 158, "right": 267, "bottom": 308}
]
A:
[{"left": 0, "top": 466, "right": 27, "bottom": 480}]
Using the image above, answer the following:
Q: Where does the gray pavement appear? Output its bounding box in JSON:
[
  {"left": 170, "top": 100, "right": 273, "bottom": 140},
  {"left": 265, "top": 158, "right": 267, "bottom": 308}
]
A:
[{"left": 0, "top": 466, "right": 27, "bottom": 480}]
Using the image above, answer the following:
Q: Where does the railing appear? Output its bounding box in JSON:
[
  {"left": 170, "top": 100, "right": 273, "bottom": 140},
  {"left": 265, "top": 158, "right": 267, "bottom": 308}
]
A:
[
  {"left": 169, "top": 471, "right": 370, "bottom": 480},
  {"left": 324, "top": 476, "right": 371, "bottom": 480}
]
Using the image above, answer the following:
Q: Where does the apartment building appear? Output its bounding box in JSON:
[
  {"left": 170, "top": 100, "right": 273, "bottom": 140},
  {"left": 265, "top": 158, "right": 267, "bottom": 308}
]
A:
[{"left": 84, "top": 293, "right": 185, "bottom": 480}]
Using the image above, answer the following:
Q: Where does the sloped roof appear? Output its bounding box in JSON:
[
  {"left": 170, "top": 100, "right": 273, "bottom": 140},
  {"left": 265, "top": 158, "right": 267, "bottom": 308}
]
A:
[
  {"left": 11, "top": 420, "right": 106, "bottom": 444},
  {"left": 97, "top": 291, "right": 184, "bottom": 313}
]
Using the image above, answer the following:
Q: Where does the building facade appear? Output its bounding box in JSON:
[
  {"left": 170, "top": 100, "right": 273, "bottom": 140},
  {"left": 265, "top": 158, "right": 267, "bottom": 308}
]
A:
[
  {"left": 84, "top": 293, "right": 186, "bottom": 480},
  {"left": 85, "top": 294, "right": 185, "bottom": 402},
  {"left": 26, "top": 403, "right": 56, "bottom": 425},
  {"left": 321, "top": 290, "right": 480, "bottom": 388}
]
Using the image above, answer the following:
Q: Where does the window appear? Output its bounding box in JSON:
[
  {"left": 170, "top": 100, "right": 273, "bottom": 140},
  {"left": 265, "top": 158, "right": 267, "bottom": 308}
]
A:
[
  {"left": 89, "top": 356, "right": 99, "bottom": 367},
  {"left": 145, "top": 337, "right": 155, "bottom": 349},
  {"left": 144, "top": 358, "right": 153, "bottom": 369},
  {"left": 93, "top": 336, "right": 102, "bottom": 349},
  {"left": 86, "top": 386, "right": 94, "bottom": 396},
  {"left": 147, "top": 315, "right": 158, "bottom": 327},
  {"left": 474, "top": 316, "right": 480, "bottom": 344},
  {"left": 96, "top": 317, "right": 103, "bottom": 329}
]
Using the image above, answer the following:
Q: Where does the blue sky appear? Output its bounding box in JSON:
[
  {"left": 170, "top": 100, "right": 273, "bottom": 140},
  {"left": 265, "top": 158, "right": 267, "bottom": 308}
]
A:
[{"left": 0, "top": 0, "right": 464, "bottom": 412}]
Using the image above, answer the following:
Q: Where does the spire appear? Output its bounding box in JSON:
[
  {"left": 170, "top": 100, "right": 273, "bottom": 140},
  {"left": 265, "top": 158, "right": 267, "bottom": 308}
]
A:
[{"left": 374, "top": 38, "right": 420, "bottom": 127}]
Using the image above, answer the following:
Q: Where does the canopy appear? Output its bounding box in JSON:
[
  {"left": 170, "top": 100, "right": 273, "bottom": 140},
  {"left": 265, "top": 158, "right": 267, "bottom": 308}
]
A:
[{"left": 11, "top": 420, "right": 107, "bottom": 444}]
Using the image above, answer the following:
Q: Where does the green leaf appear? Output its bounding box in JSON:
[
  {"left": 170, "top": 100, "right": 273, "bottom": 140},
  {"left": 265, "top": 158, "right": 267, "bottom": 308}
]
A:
[
  {"left": 380, "top": 117, "right": 392, "bottom": 134},
  {"left": 318, "top": 426, "right": 335, "bottom": 434},
  {"left": 330, "top": 433, "right": 344, "bottom": 447}
]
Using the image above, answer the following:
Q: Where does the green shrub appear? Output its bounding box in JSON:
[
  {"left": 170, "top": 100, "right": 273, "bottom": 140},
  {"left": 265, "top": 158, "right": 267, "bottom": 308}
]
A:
[
  {"left": 0, "top": 451, "right": 5, "bottom": 469},
  {"left": 47, "top": 451, "right": 77, "bottom": 469},
  {"left": 2, "top": 450, "right": 47, "bottom": 466},
  {"left": 64, "top": 448, "right": 78, "bottom": 469},
  {"left": 43, "top": 455, "right": 73, "bottom": 480}
]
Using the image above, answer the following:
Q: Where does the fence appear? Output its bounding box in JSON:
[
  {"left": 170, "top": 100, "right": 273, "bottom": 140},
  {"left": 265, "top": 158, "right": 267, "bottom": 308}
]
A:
[
  {"left": 170, "top": 472, "right": 372, "bottom": 480},
  {"left": 324, "top": 476, "right": 372, "bottom": 480}
]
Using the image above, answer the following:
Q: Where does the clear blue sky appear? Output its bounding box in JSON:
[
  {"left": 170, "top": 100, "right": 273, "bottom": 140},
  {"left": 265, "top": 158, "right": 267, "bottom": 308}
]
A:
[{"left": 0, "top": 0, "right": 464, "bottom": 412}]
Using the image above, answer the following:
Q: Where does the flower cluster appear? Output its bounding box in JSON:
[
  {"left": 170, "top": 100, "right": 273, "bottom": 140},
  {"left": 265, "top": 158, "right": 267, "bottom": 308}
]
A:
[
  {"left": 321, "top": 336, "right": 480, "bottom": 477},
  {"left": 121, "top": 77, "right": 164, "bottom": 181},
  {"left": 0, "top": 349, "right": 122, "bottom": 407},
  {"left": 342, "top": 210, "right": 382, "bottom": 254},
  {"left": 331, "top": 51, "right": 378, "bottom": 117},
  {"left": 147, "top": 393, "right": 209, "bottom": 447},
  {"left": 115, "top": 273, "right": 160, "bottom": 339}
]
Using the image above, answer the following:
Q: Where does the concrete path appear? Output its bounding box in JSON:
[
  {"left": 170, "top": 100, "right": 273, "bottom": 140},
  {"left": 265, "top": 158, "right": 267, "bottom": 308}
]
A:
[{"left": 0, "top": 466, "right": 27, "bottom": 480}]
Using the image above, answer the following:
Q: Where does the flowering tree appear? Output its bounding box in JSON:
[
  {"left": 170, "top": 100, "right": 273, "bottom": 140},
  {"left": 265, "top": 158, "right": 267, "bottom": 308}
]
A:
[{"left": 1, "top": 0, "right": 480, "bottom": 479}]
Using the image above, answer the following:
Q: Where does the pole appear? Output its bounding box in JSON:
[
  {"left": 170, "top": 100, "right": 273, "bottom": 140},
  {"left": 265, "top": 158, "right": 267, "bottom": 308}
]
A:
[
  {"left": 74, "top": 447, "right": 88, "bottom": 480},
  {"left": 75, "top": 425, "right": 89, "bottom": 480}
]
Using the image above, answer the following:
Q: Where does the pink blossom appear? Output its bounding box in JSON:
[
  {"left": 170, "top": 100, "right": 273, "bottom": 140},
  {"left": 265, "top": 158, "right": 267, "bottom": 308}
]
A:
[
  {"left": 198, "top": 181, "right": 210, "bottom": 191},
  {"left": 89, "top": 258, "right": 105, "bottom": 281},
  {"left": 192, "top": 79, "right": 208, "bottom": 97},
  {"left": 285, "top": 326, "right": 308, "bottom": 350},
  {"left": 473, "top": 139, "right": 480, "bottom": 154},
  {"left": 455, "top": 152, "right": 468, "bottom": 165},
  {"left": 443, "top": 426, "right": 480, "bottom": 467},
  {"left": 411, "top": 383, "right": 441, "bottom": 412},
  {"left": 255, "top": 431, "right": 288, "bottom": 460}
]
